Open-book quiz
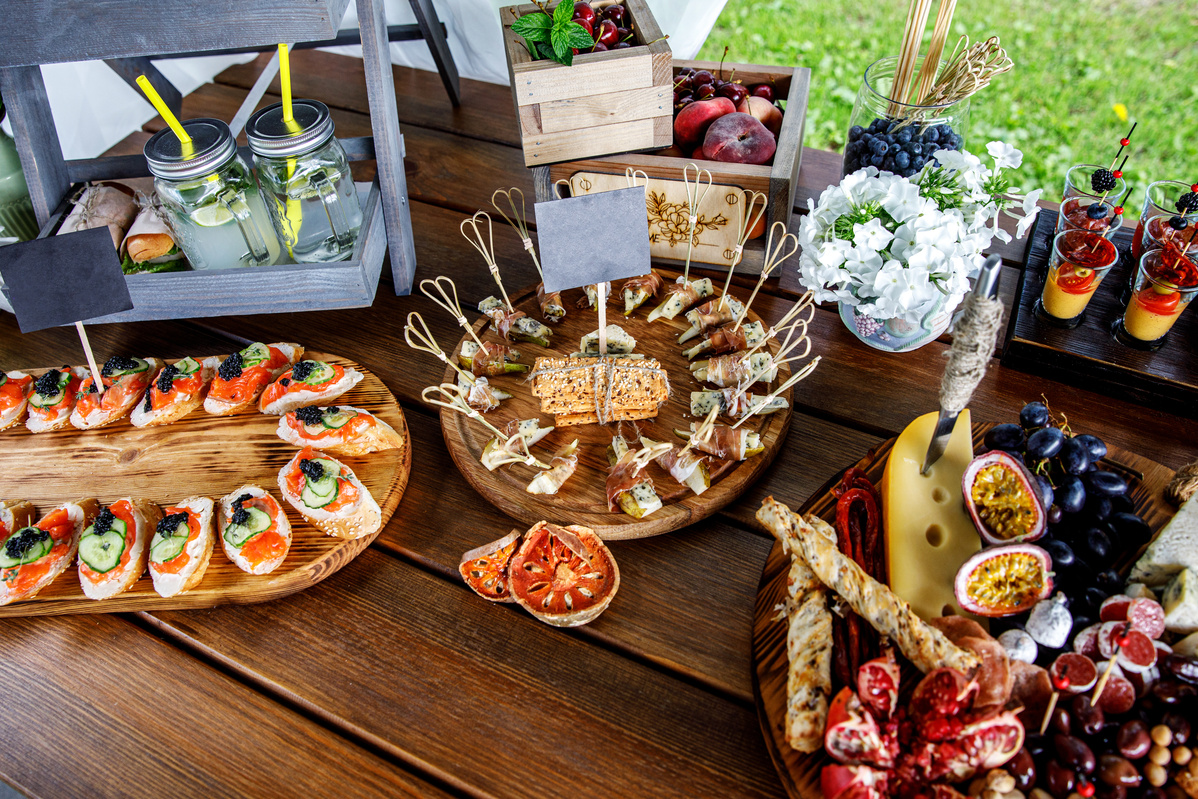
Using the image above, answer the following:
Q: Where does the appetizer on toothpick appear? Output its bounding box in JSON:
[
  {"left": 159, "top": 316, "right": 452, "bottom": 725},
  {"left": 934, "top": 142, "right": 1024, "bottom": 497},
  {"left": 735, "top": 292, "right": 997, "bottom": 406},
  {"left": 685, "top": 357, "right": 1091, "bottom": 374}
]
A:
[
  {"left": 641, "top": 408, "right": 717, "bottom": 496},
  {"left": 526, "top": 440, "right": 581, "bottom": 496},
  {"left": 404, "top": 310, "right": 512, "bottom": 413},
  {"left": 606, "top": 433, "right": 672, "bottom": 519},
  {"left": 421, "top": 383, "right": 552, "bottom": 473},
  {"left": 491, "top": 187, "right": 566, "bottom": 324},
  {"left": 463, "top": 211, "right": 552, "bottom": 347}
]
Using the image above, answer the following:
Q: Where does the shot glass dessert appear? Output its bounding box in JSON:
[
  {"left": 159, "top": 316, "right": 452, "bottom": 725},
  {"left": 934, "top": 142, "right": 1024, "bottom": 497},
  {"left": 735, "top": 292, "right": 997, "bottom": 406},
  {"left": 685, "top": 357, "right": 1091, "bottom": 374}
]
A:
[
  {"left": 1055, "top": 195, "right": 1124, "bottom": 238},
  {"left": 1114, "top": 247, "right": 1198, "bottom": 351},
  {"left": 1036, "top": 229, "right": 1119, "bottom": 328}
]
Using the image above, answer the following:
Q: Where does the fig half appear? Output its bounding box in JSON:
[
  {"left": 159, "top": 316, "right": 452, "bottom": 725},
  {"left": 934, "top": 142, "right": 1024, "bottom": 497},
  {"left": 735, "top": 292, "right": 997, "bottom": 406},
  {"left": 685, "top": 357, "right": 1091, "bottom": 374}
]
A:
[
  {"left": 954, "top": 543, "right": 1054, "bottom": 617},
  {"left": 962, "top": 450, "right": 1046, "bottom": 545}
]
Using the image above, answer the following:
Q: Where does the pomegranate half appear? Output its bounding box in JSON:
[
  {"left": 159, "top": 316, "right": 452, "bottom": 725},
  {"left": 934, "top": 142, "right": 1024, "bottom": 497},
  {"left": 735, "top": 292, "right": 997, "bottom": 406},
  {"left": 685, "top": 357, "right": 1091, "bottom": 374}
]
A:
[
  {"left": 962, "top": 450, "right": 1046, "bottom": 545},
  {"left": 954, "top": 543, "right": 1054, "bottom": 618}
]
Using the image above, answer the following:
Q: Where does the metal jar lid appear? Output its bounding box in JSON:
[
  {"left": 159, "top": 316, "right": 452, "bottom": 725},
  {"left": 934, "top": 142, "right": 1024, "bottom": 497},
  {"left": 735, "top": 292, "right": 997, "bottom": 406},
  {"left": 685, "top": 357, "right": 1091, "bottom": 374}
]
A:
[
  {"left": 245, "top": 100, "right": 335, "bottom": 158},
  {"left": 143, "top": 118, "right": 238, "bottom": 180}
]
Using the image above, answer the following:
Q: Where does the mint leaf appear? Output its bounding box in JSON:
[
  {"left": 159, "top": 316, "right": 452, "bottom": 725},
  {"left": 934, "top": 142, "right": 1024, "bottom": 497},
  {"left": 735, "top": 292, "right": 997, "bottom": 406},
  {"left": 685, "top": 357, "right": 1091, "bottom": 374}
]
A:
[
  {"left": 535, "top": 40, "right": 557, "bottom": 61},
  {"left": 551, "top": 25, "right": 571, "bottom": 61},
  {"left": 566, "top": 22, "right": 594, "bottom": 50},
  {"left": 512, "top": 12, "right": 552, "bottom": 41},
  {"left": 552, "top": 0, "right": 574, "bottom": 27},
  {"left": 522, "top": 35, "right": 541, "bottom": 59}
]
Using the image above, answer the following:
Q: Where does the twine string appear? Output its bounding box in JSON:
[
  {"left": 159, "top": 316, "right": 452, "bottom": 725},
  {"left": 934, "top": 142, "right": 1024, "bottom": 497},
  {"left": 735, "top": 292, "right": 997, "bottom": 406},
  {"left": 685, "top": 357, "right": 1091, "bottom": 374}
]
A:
[{"left": 528, "top": 359, "right": 671, "bottom": 426}]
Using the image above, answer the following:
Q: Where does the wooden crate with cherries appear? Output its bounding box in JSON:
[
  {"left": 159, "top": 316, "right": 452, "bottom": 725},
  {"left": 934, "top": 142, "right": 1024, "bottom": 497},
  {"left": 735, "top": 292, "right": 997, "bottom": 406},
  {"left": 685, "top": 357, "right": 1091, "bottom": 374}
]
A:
[
  {"left": 500, "top": 0, "right": 673, "bottom": 166},
  {"left": 534, "top": 59, "right": 810, "bottom": 273}
]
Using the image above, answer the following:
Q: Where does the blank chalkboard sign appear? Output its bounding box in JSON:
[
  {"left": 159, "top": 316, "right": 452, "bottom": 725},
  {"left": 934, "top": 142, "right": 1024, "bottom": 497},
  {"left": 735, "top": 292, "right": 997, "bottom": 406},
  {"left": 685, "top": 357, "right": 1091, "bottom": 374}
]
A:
[
  {"left": 535, "top": 187, "right": 651, "bottom": 294},
  {"left": 0, "top": 227, "right": 133, "bottom": 332}
]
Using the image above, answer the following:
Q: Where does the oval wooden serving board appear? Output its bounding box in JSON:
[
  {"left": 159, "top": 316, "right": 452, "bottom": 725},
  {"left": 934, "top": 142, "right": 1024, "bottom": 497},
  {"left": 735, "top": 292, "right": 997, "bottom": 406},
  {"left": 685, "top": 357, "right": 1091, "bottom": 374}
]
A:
[
  {"left": 0, "top": 352, "right": 410, "bottom": 617},
  {"left": 439, "top": 273, "right": 795, "bottom": 540},
  {"left": 751, "top": 423, "right": 1177, "bottom": 799}
]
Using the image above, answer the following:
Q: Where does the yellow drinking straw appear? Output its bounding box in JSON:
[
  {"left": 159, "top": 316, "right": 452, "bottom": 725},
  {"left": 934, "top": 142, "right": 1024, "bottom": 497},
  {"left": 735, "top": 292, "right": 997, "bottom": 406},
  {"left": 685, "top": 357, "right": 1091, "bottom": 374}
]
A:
[
  {"left": 135, "top": 75, "right": 190, "bottom": 146},
  {"left": 276, "top": 44, "right": 303, "bottom": 257}
]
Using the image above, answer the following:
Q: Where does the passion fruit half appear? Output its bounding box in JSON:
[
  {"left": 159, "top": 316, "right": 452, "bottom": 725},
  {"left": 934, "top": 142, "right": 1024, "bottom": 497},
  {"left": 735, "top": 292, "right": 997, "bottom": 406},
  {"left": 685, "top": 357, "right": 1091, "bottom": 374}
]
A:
[
  {"left": 962, "top": 450, "right": 1047, "bottom": 545},
  {"left": 954, "top": 543, "right": 1054, "bottom": 618}
]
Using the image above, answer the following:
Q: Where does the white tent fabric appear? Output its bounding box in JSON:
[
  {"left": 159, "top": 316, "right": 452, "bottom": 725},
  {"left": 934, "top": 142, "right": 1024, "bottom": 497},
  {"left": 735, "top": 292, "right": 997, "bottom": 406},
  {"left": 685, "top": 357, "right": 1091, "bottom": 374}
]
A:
[{"left": 8, "top": 0, "right": 726, "bottom": 160}]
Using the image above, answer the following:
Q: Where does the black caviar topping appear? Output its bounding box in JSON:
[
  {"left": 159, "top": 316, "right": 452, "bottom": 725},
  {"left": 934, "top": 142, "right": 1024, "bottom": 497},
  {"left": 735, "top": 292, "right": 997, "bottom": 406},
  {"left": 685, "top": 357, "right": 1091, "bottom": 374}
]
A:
[
  {"left": 1090, "top": 168, "right": 1117, "bottom": 194},
  {"left": 101, "top": 355, "right": 138, "bottom": 378},
  {"left": 92, "top": 507, "right": 116, "bottom": 537},
  {"left": 4, "top": 527, "right": 49, "bottom": 561},
  {"left": 143, "top": 391, "right": 153, "bottom": 413},
  {"left": 217, "top": 352, "right": 244, "bottom": 381},
  {"left": 230, "top": 493, "right": 253, "bottom": 526},
  {"left": 280, "top": 378, "right": 291, "bottom": 388},
  {"left": 156, "top": 512, "right": 189, "bottom": 537},
  {"left": 299, "top": 458, "right": 325, "bottom": 482},
  {"left": 291, "top": 361, "right": 317, "bottom": 381},
  {"left": 1177, "top": 192, "right": 1198, "bottom": 214},
  {"left": 156, "top": 364, "right": 179, "bottom": 394},
  {"left": 33, "top": 369, "right": 63, "bottom": 397},
  {"left": 87, "top": 382, "right": 98, "bottom": 394},
  {"left": 295, "top": 406, "right": 324, "bottom": 426}
]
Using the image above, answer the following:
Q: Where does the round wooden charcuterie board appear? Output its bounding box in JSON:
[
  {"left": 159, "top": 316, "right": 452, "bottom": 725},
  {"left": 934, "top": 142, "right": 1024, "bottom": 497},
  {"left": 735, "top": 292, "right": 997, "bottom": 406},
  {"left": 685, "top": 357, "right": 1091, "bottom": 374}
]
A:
[
  {"left": 0, "top": 351, "right": 409, "bottom": 617},
  {"left": 751, "top": 422, "right": 1177, "bottom": 798},
  {"left": 438, "top": 272, "right": 796, "bottom": 540}
]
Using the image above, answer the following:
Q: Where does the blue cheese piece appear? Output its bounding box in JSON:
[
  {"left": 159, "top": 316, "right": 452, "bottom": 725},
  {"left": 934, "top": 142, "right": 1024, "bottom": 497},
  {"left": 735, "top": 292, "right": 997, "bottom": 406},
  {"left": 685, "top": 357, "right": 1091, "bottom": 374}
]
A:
[
  {"left": 1162, "top": 568, "right": 1198, "bottom": 634},
  {"left": 579, "top": 325, "right": 636, "bottom": 355},
  {"left": 1130, "top": 495, "right": 1198, "bottom": 586},
  {"left": 477, "top": 296, "right": 505, "bottom": 313}
]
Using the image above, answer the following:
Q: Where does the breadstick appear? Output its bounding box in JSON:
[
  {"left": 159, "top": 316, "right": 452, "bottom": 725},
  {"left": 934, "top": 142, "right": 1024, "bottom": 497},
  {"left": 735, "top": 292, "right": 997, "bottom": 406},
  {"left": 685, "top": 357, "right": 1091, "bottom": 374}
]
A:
[{"left": 758, "top": 497, "right": 979, "bottom": 676}]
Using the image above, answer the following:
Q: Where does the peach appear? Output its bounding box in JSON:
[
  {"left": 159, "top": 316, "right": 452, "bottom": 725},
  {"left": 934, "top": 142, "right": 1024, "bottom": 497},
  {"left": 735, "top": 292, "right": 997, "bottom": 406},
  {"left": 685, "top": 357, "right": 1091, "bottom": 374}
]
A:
[
  {"left": 702, "top": 113, "right": 776, "bottom": 165},
  {"left": 673, "top": 97, "right": 735, "bottom": 150},
  {"left": 736, "top": 95, "right": 784, "bottom": 138}
]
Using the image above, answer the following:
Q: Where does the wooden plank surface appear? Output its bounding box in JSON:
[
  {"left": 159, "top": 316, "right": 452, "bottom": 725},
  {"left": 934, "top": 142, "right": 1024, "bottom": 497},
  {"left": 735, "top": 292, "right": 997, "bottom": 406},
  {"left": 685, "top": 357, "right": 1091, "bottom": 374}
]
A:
[
  {"left": 0, "top": 612, "right": 449, "bottom": 798},
  {"left": 3, "top": 50, "right": 1197, "bottom": 799},
  {"left": 143, "top": 547, "right": 787, "bottom": 798}
]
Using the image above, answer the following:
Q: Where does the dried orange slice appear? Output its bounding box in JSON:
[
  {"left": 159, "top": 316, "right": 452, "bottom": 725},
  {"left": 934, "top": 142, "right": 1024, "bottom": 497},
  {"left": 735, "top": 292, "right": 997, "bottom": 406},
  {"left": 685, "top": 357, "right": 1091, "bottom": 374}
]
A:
[
  {"left": 459, "top": 529, "right": 521, "bottom": 603},
  {"left": 507, "top": 522, "right": 619, "bottom": 627}
]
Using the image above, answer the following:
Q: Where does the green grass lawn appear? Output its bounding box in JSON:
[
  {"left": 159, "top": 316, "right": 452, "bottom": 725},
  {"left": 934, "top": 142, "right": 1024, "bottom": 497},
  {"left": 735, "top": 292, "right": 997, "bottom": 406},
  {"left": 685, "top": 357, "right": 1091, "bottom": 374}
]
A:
[{"left": 698, "top": 0, "right": 1198, "bottom": 216}]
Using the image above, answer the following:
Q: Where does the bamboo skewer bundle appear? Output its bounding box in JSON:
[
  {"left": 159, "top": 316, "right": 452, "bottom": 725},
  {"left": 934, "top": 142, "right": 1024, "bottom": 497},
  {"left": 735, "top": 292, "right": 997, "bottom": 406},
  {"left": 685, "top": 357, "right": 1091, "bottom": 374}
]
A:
[
  {"left": 913, "top": 0, "right": 958, "bottom": 104},
  {"left": 888, "top": 0, "right": 934, "bottom": 114}
]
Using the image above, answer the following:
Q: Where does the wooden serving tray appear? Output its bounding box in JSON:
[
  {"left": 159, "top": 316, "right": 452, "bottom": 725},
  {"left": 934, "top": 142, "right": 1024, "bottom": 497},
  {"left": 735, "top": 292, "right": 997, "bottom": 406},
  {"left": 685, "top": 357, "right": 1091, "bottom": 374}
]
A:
[
  {"left": 1001, "top": 210, "right": 1198, "bottom": 419},
  {"left": 0, "top": 352, "right": 410, "bottom": 617},
  {"left": 438, "top": 274, "right": 794, "bottom": 540},
  {"left": 751, "top": 422, "right": 1177, "bottom": 799}
]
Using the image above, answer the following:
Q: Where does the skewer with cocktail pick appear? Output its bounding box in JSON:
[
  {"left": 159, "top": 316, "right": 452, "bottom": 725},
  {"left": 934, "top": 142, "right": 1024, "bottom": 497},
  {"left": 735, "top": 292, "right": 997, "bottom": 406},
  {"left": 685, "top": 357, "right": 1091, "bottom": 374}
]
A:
[
  {"left": 731, "top": 221, "right": 800, "bottom": 333},
  {"left": 420, "top": 275, "right": 486, "bottom": 350},
  {"left": 463, "top": 211, "right": 513, "bottom": 313},
  {"left": 406, "top": 311, "right": 516, "bottom": 412},
  {"left": 420, "top": 383, "right": 549, "bottom": 470},
  {"left": 1090, "top": 622, "right": 1132, "bottom": 709},
  {"left": 681, "top": 162, "right": 713, "bottom": 283},
  {"left": 491, "top": 188, "right": 542, "bottom": 279},
  {"left": 691, "top": 297, "right": 815, "bottom": 387},
  {"left": 625, "top": 167, "right": 648, "bottom": 189},
  {"left": 404, "top": 311, "right": 477, "bottom": 386},
  {"left": 1039, "top": 671, "right": 1072, "bottom": 736}
]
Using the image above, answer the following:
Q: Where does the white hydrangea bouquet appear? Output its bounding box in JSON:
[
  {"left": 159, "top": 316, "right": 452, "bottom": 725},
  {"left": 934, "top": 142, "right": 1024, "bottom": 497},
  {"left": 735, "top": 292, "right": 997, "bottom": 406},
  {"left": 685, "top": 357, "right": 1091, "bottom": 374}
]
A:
[{"left": 797, "top": 141, "right": 1041, "bottom": 327}]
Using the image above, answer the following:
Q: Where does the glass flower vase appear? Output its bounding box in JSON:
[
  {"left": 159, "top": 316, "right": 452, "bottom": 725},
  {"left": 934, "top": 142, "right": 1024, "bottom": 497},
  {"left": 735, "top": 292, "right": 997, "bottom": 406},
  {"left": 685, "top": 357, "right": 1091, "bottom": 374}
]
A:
[{"left": 843, "top": 54, "right": 971, "bottom": 179}]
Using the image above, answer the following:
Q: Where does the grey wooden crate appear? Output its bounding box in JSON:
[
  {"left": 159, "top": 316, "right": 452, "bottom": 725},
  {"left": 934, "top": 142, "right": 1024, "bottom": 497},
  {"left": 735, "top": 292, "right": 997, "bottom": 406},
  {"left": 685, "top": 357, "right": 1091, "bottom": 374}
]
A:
[
  {"left": 0, "top": 182, "right": 386, "bottom": 324},
  {"left": 1, "top": 0, "right": 352, "bottom": 67},
  {"left": 0, "top": 0, "right": 422, "bottom": 306}
]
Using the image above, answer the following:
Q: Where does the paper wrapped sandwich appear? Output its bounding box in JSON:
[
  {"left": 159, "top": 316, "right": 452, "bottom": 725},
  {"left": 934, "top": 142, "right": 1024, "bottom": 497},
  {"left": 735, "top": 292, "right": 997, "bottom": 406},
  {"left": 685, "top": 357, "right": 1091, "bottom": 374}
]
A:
[
  {"left": 119, "top": 196, "right": 187, "bottom": 274},
  {"left": 57, "top": 184, "right": 138, "bottom": 250}
]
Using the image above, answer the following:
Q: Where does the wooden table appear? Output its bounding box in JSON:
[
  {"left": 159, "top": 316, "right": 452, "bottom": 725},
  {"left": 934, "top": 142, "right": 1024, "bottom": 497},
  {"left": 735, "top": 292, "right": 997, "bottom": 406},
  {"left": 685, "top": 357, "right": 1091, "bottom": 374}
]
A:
[{"left": 0, "top": 52, "right": 1194, "bottom": 799}]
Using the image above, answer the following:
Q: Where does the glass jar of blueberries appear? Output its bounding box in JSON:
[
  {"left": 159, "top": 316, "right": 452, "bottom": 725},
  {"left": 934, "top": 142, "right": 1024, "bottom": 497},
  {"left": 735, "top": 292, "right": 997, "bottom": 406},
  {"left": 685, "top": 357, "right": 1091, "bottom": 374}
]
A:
[{"left": 842, "top": 55, "right": 970, "bottom": 178}]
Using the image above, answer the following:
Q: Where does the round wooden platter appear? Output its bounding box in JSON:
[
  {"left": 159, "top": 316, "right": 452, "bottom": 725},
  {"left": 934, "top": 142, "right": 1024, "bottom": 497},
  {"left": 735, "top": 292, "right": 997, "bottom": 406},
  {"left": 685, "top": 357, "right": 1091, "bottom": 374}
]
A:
[
  {"left": 0, "top": 352, "right": 410, "bottom": 617},
  {"left": 750, "top": 423, "right": 1177, "bottom": 799},
  {"left": 438, "top": 276, "right": 794, "bottom": 540}
]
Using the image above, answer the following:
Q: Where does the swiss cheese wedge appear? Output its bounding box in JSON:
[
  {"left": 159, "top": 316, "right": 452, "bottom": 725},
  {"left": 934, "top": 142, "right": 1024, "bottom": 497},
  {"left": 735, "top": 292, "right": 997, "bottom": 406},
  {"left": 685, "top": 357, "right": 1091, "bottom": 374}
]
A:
[{"left": 881, "top": 410, "right": 980, "bottom": 622}]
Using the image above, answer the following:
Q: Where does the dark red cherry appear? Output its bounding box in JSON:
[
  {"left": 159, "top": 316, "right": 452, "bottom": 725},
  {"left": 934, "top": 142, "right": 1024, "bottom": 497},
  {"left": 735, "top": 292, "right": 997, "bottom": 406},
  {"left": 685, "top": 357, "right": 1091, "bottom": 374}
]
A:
[
  {"left": 572, "top": 2, "right": 596, "bottom": 26},
  {"left": 750, "top": 83, "right": 775, "bottom": 103}
]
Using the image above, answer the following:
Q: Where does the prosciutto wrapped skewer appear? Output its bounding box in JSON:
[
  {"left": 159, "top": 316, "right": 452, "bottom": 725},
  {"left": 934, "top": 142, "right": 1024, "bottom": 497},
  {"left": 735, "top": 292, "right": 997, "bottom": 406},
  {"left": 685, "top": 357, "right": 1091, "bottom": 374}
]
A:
[
  {"left": 675, "top": 423, "right": 764, "bottom": 461},
  {"left": 526, "top": 440, "right": 580, "bottom": 495},
  {"left": 578, "top": 282, "right": 611, "bottom": 310},
  {"left": 677, "top": 296, "right": 745, "bottom": 343},
  {"left": 480, "top": 304, "right": 552, "bottom": 348},
  {"left": 480, "top": 418, "right": 555, "bottom": 471},
  {"left": 682, "top": 321, "right": 766, "bottom": 360},
  {"left": 459, "top": 341, "right": 527, "bottom": 377},
  {"left": 621, "top": 271, "right": 663, "bottom": 316},
  {"left": 640, "top": 436, "right": 711, "bottom": 496},
  {"left": 535, "top": 284, "right": 567, "bottom": 324},
  {"left": 605, "top": 435, "right": 671, "bottom": 519},
  {"left": 647, "top": 278, "right": 714, "bottom": 322},
  {"left": 691, "top": 352, "right": 775, "bottom": 387}
]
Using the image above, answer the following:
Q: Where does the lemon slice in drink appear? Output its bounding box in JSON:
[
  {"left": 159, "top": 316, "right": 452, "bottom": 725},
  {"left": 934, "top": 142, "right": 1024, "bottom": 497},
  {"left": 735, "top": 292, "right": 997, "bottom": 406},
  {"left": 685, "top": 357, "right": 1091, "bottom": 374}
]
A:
[{"left": 191, "top": 204, "right": 234, "bottom": 227}]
